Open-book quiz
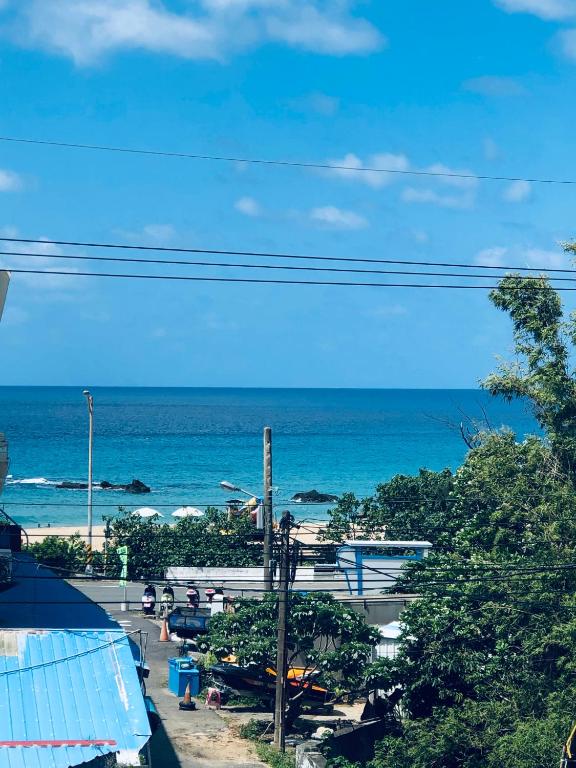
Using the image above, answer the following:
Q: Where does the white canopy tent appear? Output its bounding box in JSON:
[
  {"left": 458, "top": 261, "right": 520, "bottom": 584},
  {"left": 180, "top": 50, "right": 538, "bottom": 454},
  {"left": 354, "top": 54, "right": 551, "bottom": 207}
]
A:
[
  {"left": 172, "top": 506, "right": 204, "bottom": 518},
  {"left": 131, "top": 507, "right": 163, "bottom": 518}
]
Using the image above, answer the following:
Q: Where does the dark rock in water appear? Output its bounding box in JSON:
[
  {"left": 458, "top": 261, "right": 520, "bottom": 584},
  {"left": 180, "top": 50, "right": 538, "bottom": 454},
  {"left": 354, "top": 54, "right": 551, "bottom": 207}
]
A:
[
  {"left": 56, "top": 478, "right": 150, "bottom": 493},
  {"left": 292, "top": 489, "right": 339, "bottom": 504},
  {"left": 125, "top": 479, "right": 151, "bottom": 494}
]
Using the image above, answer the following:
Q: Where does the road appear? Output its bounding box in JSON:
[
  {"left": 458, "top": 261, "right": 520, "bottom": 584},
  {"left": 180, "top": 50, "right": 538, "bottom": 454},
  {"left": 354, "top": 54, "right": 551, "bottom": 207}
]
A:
[
  {"left": 69, "top": 578, "right": 336, "bottom": 611},
  {"left": 106, "top": 609, "right": 266, "bottom": 768}
]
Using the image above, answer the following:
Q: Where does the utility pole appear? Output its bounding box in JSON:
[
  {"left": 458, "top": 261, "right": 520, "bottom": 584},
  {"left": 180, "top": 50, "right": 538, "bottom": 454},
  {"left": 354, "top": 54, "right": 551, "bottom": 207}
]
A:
[
  {"left": 82, "top": 390, "right": 94, "bottom": 576},
  {"left": 263, "top": 426, "right": 273, "bottom": 591},
  {"left": 273, "top": 510, "right": 291, "bottom": 751}
]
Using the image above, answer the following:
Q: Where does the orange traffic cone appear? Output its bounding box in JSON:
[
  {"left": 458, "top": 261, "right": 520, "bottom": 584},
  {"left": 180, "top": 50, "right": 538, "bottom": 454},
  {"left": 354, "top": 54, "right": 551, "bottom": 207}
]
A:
[
  {"left": 179, "top": 681, "right": 196, "bottom": 711},
  {"left": 159, "top": 618, "right": 169, "bottom": 642}
]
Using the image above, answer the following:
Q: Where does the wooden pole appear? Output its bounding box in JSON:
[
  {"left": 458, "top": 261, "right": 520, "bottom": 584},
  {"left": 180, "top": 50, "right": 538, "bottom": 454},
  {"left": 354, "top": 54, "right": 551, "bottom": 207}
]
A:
[
  {"left": 263, "top": 426, "right": 273, "bottom": 591},
  {"left": 273, "top": 510, "right": 291, "bottom": 751}
]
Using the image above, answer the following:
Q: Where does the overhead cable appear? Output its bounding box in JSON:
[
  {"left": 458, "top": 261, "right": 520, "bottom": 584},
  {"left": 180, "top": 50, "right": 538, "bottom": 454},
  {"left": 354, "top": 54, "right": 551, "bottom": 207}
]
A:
[
  {"left": 2, "top": 236, "right": 575, "bottom": 274},
  {"left": 2, "top": 248, "right": 576, "bottom": 283},
  {"left": 7, "top": 268, "right": 576, "bottom": 291},
  {"left": 1, "top": 135, "right": 576, "bottom": 186}
]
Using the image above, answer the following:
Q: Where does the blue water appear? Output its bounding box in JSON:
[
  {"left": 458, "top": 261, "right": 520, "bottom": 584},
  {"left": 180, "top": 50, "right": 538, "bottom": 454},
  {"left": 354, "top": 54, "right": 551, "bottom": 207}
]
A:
[{"left": 0, "top": 387, "right": 539, "bottom": 528}]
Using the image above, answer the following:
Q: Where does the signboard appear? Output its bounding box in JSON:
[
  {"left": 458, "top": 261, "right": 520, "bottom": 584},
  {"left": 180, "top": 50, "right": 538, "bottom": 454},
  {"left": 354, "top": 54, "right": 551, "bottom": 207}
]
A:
[
  {"left": 0, "top": 271, "right": 9, "bottom": 322},
  {"left": 118, "top": 545, "right": 129, "bottom": 586}
]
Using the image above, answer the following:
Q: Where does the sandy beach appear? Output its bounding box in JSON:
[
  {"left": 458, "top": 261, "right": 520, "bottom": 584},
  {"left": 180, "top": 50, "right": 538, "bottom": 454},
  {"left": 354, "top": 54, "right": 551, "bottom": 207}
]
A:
[{"left": 23, "top": 522, "right": 330, "bottom": 550}]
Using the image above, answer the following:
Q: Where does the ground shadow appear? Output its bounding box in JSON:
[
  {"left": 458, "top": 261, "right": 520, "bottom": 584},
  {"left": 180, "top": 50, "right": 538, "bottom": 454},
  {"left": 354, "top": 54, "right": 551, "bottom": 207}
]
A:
[{"left": 148, "top": 719, "right": 183, "bottom": 768}]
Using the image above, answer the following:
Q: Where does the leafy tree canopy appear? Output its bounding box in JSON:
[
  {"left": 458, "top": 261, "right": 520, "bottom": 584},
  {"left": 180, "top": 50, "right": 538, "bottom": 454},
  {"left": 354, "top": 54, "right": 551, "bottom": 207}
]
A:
[
  {"left": 110, "top": 507, "right": 262, "bottom": 579},
  {"left": 202, "top": 591, "right": 380, "bottom": 722},
  {"left": 320, "top": 469, "right": 456, "bottom": 548},
  {"left": 366, "top": 262, "right": 576, "bottom": 768}
]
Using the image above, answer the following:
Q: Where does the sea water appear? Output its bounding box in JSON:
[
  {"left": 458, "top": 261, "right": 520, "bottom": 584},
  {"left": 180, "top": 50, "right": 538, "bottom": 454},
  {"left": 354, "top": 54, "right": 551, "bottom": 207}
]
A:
[{"left": 0, "top": 387, "right": 539, "bottom": 528}]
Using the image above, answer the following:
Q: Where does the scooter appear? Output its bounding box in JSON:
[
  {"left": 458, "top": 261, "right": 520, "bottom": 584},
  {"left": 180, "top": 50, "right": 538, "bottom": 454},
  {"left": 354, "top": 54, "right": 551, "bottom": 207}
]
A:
[{"left": 160, "top": 592, "right": 174, "bottom": 619}]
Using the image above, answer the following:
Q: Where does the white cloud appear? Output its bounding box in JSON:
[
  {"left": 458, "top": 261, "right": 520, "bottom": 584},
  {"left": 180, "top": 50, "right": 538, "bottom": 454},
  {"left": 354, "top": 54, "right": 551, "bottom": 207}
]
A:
[
  {"left": 264, "top": 5, "right": 383, "bottom": 55},
  {"left": 142, "top": 224, "right": 176, "bottom": 242},
  {"left": 483, "top": 138, "right": 500, "bottom": 161},
  {"left": 326, "top": 152, "right": 410, "bottom": 188},
  {"left": 309, "top": 206, "right": 368, "bottom": 229},
  {"left": 474, "top": 245, "right": 568, "bottom": 269},
  {"left": 235, "top": 196, "right": 262, "bottom": 217},
  {"left": 0, "top": 228, "right": 82, "bottom": 292},
  {"left": 401, "top": 187, "right": 474, "bottom": 209},
  {"left": 0, "top": 170, "right": 23, "bottom": 192},
  {"left": 503, "top": 180, "right": 532, "bottom": 202},
  {"left": 558, "top": 28, "right": 576, "bottom": 58},
  {"left": 463, "top": 75, "right": 525, "bottom": 97},
  {"left": 1, "top": 0, "right": 384, "bottom": 65},
  {"left": 475, "top": 246, "right": 509, "bottom": 267},
  {"left": 493, "top": 0, "right": 576, "bottom": 19},
  {"left": 524, "top": 247, "right": 568, "bottom": 268},
  {"left": 424, "top": 163, "right": 478, "bottom": 190},
  {"left": 289, "top": 92, "right": 340, "bottom": 116}
]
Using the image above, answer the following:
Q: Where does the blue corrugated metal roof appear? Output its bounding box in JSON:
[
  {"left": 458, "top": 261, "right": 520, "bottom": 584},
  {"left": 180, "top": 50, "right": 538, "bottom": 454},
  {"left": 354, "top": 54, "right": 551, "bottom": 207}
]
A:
[{"left": 0, "top": 628, "right": 151, "bottom": 768}]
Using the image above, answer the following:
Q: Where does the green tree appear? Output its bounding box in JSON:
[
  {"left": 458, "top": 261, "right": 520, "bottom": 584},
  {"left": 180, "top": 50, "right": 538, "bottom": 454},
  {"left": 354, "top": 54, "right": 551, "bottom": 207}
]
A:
[
  {"left": 483, "top": 268, "right": 576, "bottom": 478},
  {"left": 201, "top": 591, "right": 380, "bottom": 726},
  {"left": 367, "top": 433, "right": 576, "bottom": 768},
  {"left": 26, "top": 533, "right": 88, "bottom": 575},
  {"left": 110, "top": 507, "right": 262, "bottom": 579},
  {"left": 320, "top": 469, "right": 455, "bottom": 547}
]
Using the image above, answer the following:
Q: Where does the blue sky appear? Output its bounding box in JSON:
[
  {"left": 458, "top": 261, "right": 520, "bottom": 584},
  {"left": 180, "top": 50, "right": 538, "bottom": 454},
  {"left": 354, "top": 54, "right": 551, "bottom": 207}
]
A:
[{"left": 1, "top": 0, "right": 576, "bottom": 387}]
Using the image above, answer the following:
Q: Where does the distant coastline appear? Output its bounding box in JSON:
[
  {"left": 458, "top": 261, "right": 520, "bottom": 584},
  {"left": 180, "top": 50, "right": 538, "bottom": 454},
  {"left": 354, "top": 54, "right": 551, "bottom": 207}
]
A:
[{"left": 0, "top": 387, "right": 538, "bottom": 529}]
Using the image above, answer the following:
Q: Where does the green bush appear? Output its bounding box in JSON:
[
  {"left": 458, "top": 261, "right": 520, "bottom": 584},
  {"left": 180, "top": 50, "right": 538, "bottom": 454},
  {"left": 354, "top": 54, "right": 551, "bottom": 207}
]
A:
[
  {"left": 26, "top": 534, "right": 87, "bottom": 575},
  {"left": 254, "top": 743, "right": 295, "bottom": 768},
  {"left": 110, "top": 507, "right": 262, "bottom": 579},
  {"left": 239, "top": 718, "right": 269, "bottom": 741}
]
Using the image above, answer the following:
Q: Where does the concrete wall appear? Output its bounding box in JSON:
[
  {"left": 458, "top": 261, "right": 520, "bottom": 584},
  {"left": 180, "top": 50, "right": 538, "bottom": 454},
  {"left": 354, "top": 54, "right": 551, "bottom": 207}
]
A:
[
  {"left": 296, "top": 742, "right": 327, "bottom": 768},
  {"left": 165, "top": 566, "right": 316, "bottom": 583}
]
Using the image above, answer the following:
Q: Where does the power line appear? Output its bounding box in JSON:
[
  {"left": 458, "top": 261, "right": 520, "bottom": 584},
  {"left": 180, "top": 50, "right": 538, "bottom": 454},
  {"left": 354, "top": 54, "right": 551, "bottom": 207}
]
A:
[
  {"left": 2, "top": 236, "right": 575, "bottom": 274},
  {"left": 7, "top": 267, "right": 576, "bottom": 291},
  {"left": 3, "top": 248, "right": 576, "bottom": 283},
  {"left": 1, "top": 135, "right": 576, "bottom": 187}
]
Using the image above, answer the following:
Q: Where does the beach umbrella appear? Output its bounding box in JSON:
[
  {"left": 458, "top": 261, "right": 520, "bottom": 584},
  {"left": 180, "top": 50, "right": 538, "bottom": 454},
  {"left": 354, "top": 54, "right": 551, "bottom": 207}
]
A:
[
  {"left": 132, "top": 507, "right": 163, "bottom": 518},
  {"left": 172, "top": 506, "right": 204, "bottom": 518}
]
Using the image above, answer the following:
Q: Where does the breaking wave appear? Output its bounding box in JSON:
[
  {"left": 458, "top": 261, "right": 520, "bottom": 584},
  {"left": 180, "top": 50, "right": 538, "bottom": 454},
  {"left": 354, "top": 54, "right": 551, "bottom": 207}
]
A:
[{"left": 6, "top": 477, "right": 58, "bottom": 486}]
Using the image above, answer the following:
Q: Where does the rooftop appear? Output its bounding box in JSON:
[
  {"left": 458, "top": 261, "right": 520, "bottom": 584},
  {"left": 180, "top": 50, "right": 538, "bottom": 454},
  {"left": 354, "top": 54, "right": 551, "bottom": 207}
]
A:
[{"left": 0, "top": 554, "right": 151, "bottom": 767}]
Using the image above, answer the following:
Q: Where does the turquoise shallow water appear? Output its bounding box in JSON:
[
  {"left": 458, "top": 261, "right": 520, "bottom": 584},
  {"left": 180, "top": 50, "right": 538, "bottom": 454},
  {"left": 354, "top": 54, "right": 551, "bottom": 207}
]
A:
[{"left": 0, "top": 387, "right": 539, "bottom": 528}]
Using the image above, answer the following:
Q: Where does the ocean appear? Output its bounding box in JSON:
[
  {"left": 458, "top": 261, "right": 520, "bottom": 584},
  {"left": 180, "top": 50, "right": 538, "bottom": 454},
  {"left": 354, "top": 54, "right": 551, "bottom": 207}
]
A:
[{"left": 0, "top": 387, "right": 539, "bottom": 528}]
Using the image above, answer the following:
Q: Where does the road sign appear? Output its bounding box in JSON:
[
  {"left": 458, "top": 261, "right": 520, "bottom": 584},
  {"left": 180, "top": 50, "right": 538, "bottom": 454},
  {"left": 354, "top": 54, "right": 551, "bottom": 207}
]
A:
[{"left": 118, "top": 545, "right": 129, "bottom": 586}]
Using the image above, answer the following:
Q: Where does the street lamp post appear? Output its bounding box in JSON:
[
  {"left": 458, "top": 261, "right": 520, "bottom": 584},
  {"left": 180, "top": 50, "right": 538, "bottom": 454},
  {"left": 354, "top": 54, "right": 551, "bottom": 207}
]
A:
[
  {"left": 219, "top": 480, "right": 263, "bottom": 526},
  {"left": 82, "top": 389, "right": 94, "bottom": 576}
]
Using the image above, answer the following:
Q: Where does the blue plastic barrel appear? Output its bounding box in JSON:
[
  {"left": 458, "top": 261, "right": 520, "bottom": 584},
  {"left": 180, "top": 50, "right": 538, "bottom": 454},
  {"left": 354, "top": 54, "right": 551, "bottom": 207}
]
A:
[{"left": 168, "top": 658, "right": 200, "bottom": 697}]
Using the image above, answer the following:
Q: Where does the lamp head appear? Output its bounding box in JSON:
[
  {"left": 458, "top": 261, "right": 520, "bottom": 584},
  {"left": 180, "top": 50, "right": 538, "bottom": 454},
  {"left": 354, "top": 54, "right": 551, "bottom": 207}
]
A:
[{"left": 220, "top": 480, "right": 238, "bottom": 492}]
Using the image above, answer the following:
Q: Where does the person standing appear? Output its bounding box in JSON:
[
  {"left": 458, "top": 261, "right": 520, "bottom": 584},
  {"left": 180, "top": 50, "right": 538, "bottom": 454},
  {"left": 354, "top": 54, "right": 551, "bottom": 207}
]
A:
[
  {"left": 210, "top": 588, "right": 224, "bottom": 616},
  {"left": 186, "top": 583, "right": 200, "bottom": 612}
]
